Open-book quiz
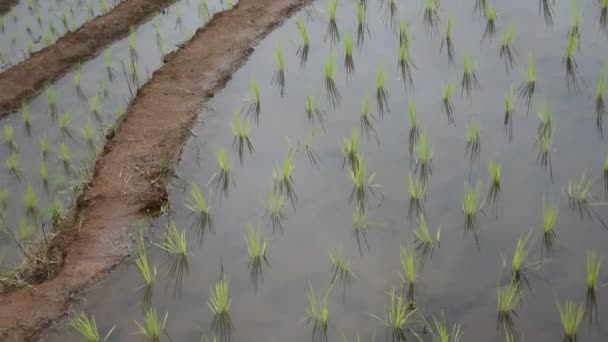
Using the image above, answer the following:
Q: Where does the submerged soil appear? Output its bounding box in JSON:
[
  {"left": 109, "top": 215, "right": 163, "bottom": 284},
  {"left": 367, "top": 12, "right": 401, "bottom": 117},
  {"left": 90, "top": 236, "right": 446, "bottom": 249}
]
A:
[
  {"left": 0, "top": 0, "right": 311, "bottom": 340},
  {"left": 0, "top": 0, "right": 17, "bottom": 16},
  {"left": 0, "top": 0, "right": 178, "bottom": 117}
]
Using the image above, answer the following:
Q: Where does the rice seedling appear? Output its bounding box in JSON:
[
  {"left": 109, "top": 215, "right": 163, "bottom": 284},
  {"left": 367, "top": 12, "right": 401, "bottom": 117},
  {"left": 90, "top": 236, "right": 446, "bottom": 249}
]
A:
[
  {"left": 40, "top": 161, "right": 48, "bottom": 184},
  {"left": 539, "top": 0, "right": 555, "bottom": 26},
  {"left": 156, "top": 222, "right": 189, "bottom": 290},
  {"left": 503, "top": 84, "right": 516, "bottom": 142},
  {"left": 60, "top": 143, "right": 70, "bottom": 165},
  {"left": 536, "top": 131, "right": 553, "bottom": 181},
  {"left": 536, "top": 101, "right": 553, "bottom": 142},
  {"left": 324, "top": 52, "right": 341, "bottom": 108},
  {"left": 461, "top": 53, "right": 479, "bottom": 99},
  {"left": 134, "top": 232, "right": 155, "bottom": 305},
  {"left": 398, "top": 38, "right": 414, "bottom": 89},
  {"left": 349, "top": 154, "right": 379, "bottom": 209},
  {"left": 343, "top": 33, "right": 355, "bottom": 80},
  {"left": 382, "top": 288, "right": 416, "bottom": 341},
  {"left": 73, "top": 62, "right": 82, "bottom": 90},
  {"left": 60, "top": 111, "right": 71, "bottom": 135},
  {"left": 497, "top": 281, "right": 520, "bottom": 337},
  {"left": 441, "top": 15, "right": 455, "bottom": 66},
  {"left": 342, "top": 128, "right": 360, "bottom": 170},
  {"left": 356, "top": 0, "right": 369, "bottom": 47},
  {"left": 462, "top": 181, "right": 482, "bottom": 233},
  {"left": 399, "top": 17, "right": 411, "bottom": 48},
  {"left": 245, "top": 224, "right": 269, "bottom": 287},
  {"left": 214, "top": 147, "right": 231, "bottom": 197},
  {"left": 518, "top": 54, "right": 536, "bottom": 113},
  {"left": 415, "top": 130, "right": 433, "bottom": 185},
  {"left": 423, "top": 0, "right": 439, "bottom": 35},
  {"left": 432, "top": 310, "right": 464, "bottom": 342},
  {"left": 272, "top": 41, "right": 286, "bottom": 97},
  {"left": 20, "top": 102, "right": 30, "bottom": 128},
  {"left": 567, "top": 172, "right": 596, "bottom": 221},
  {"left": 511, "top": 232, "right": 532, "bottom": 282},
  {"left": 266, "top": 192, "right": 287, "bottom": 233},
  {"left": 568, "top": 0, "right": 581, "bottom": 42},
  {"left": 541, "top": 195, "right": 558, "bottom": 255},
  {"left": 90, "top": 92, "right": 101, "bottom": 119},
  {"left": 408, "top": 99, "right": 419, "bottom": 153},
  {"left": 24, "top": 183, "right": 37, "bottom": 216},
  {"left": 563, "top": 33, "right": 579, "bottom": 91},
  {"left": 305, "top": 95, "right": 326, "bottom": 130},
  {"left": 273, "top": 146, "right": 296, "bottom": 202},
  {"left": 7, "top": 151, "right": 19, "bottom": 175},
  {"left": 499, "top": 26, "right": 516, "bottom": 74},
  {"left": 486, "top": 161, "right": 501, "bottom": 204},
  {"left": 465, "top": 116, "right": 481, "bottom": 162},
  {"left": 46, "top": 84, "right": 57, "bottom": 116},
  {"left": 557, "top": 300, "right": 584, "bottom": 341},
  {"left": 399, "top": 243, "right": 417, "bottom": 299},
  {"left": 231, "top": 111, "right": 254, "bottom": 164},
  {"left": 329, "top": 244, "right": 356, "bottom": 287},
  {"left": 185, "top": 184, "right": 213, "bottom": 232},
  {"left": 586, "top": 249, "right": 602, "bottom": 291},
  {"left": 18, "top": 219, "right": 35, "bottom": 242},
  {"left": 359, "top": 95, "right": 378, "bottom": 141},
  {"left": 47, "top": 196, "right": 63, "bottom": 224},
  {"left": 296, "top": 17, "right": 309, "bottom": 67},
  {"left": 352, "top": 205, "right": 370, "bottom": 254},
  {"left": 3, "top": 124, "right": 15, "bottom": 150},
  {"left": 71, "top": 312, "right": 115, "bottom": 342},
  {"left": 305, "top": 282, "right": 331, "bottom": 342},
  {"left": 83, "top": 120, "right": 96, "bottom": 146},
  {"left": 199, "top": 0, "right": 210, "bottom": 21},
  {"left": 595, "top": 65, "right": 608, "bottom": 136},
  {"left": 483, "top": 3, "right": 497, "bottom": 41},
  {"left": 414, "top": 213, "right": 437, "bottom": 262},
  {"left": 134, "top": 308, "right": 167, "bottom": 342},
  {"left": 409, "top": 173, "right": 427, "bottom": 218},
  {"left": 601, "top": 0, "right": 608, "bottom": 33},
  {"left": 325, "top": 0, "right": 340, "bottom": 45},
  {"left": 40, "top": 134, "right": 49, "bottom": 158},
  {"left": 376, "top": 65, "right": 390, "bottom": 116},
  {"left": 207, "top": 276, "right": 233, "bottom": 340},
  {"left": 441, "top": 81, "right": 456, "bottom": 125}
]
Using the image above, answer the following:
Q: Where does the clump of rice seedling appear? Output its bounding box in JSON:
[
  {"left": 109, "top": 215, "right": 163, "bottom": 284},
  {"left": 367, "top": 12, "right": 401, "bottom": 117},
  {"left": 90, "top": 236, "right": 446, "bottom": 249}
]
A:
[
  {"left": 209, "top": 276, "right": 233, "bottom": 340},
  {"left": 499, "top": 25, "right": 516, "bottom": 73},
  {"left": 415, "top": 130, "right": 433, "bottom": 185},
  {"left": 414, "top": 213, "right": 438, "bottom": 262},
  {"left": 344, "top": 34, "right": 355, "bottom": 80},
  {"left": 246, "top": 76, "right": 261, "bottom": 123},
  {"left": 483, "top": 4, "right": 497, "bottom": 41},
  {"left": 349, "top": 154, "right": 379, "bottom": 209},
  {"left": 60, "top": 111, "right": 71, "bottom": 135},
  {"left": 325, "top": 0, "right": 340, "bottom": 45},
  {"left": 497, "top": 281, "right": 520, "bottom": 337},
  {"left": 567, "top": 172, "right": 595, "bottom": 221},
  {"left": 21, "top": 102, "right": 30, "bottom": 128},
  {"left": 18, "top": 219, "right": 35, "bottom": 242},
  {"left": 305, "top": 283, "right": 331, "bottom": 341},
  {"left": 296, "top": 17, "right": 310, "bottom": 67},
  {"left": 586, "top": 249, "right": 602, "bottom": 292},
  {"left": 504, "top": 84, "right": 516, "bottom": 142},
  {"left": 324, "top": 52, "right": 341, "bottom": 108},
  {"left": 135, "top": 233, "right": 155, "bottom": 301},
  {"left": 40, "top": 161, "right": 49, "bottom": 184},
  {"left": 536, "top": 131, "right": 553, "bottom": 181},
  {"left": 399, "top": 18, "right": 411, "bottom": 48},
  {"left": 342, "top": 128, "right": 360, "bottom": 170},
  {"left": 441, "top": 15, "right": 455, "bottom": 66},
  {"left": 511, "top": 232, "right": 532, "bottom": 282},
  {"left": 474, "top": 0, "right": 488, "bottom": 16},
  {"left": 557, "top": 300, "right": 584, "bottom": 341},
  {"left": 352, "top": 205, "right": 370, "bottom": 254},
  {"left": 185, "top": 184, "right": 213, "bottom": 232},
  {"left": 273, "top": 146, "right": 296, "bottom": 202},
  {"left": 71, "top": 312, "right": 115, "bottom": 342},
  {"left": 398, "top": 38, "right": 414, "bottom": 89},
  {"left": 383, "top": 288, "right": 416, "bottom": 341},
  {"left": 423, "top": 0, "right": 439, "bottom": 35},
  {"left": 7, "top": 151, "right": 19, "bottom": 175},
  {"left": 73, "top": 62, "right": 82, "bottom": 90},
  {"left": 356, "top": 0, "right": 369, "bottom": 47},
  {"left": 24, "top": 183, "right": 37, "bottom": 216},
  {"left": 60, "top": 143, "right": 70, "bottom": 166},
  {"left": 486, "top": 161, "right": 501, "bottom": 204},
  {"left": 399, "top": 243, "right": 417, "bottom": 296},
  {"left": 245, "top": 224, "right": 269, "bottom": 287},
  {"left": 46, "top": 84, "right": 58, "bottom": 115},
  {"left": 231, "top": 111, "right": 254, "bottom": 164},
  {"left": 441, "top": 81, "right": 455, "bottom": 125},
  {"left": 461, "top": 53, "right": 479, "bottom": 99},
  {"left": 266, "top": 192, "right": 287, "bottom": 233},
  {"left": 465, "top": 116, "right": 481, "bottom": 162},
  {"left": 134, "top": 308, "right": 167, "bottom": 342},
  {"left": 359, "top": 95, "right": 378, "bottom": 141},
  {"left": 563, "top": 33, "right": 579, "bottom": 91},
  {"left": 568, "top": 0, "right": 581, "bottom": 42},
  {"left": 40, "top": 134, "right": 49, "bottom": 158},
  {"left": 518, "top": 54, "right": 537, "bottom": 113},
  {"left": 462, "top": 181, "right": 482, "bottom": 233},
  {"left": 329, "top": 244, "right": 356, "bottom": 286},
  {"left": 376, "top": 65, "right": 390, "bottom": 116},
  {"left": 409, "top": 173, "right": 427, "bottom": 218},
  {"left": 214, "top": 147, "right": 231, "bottom": 196},
  {"left": 305, "top": 95, "right": 326, "bottom": 130},
  {"left": 432, "top": 310, "right": 464, "bottom": 342},
  {"left": 272, "top": 41, "right": 286, "bottom": 97},
  {"left": 541, "top": 195, "right": 558, "bottom": 255},
  {"left": 4, "top": 124, "right": 15, "bottom": 150},
  {"left": 536, "top": 101, "right": 553, "bottom": 142},
  {"left": 156, "top": 222, "right": 190, "bottom": 290},
  {"left": 595, "top": 64, "right": 608, "bottom": 136}
]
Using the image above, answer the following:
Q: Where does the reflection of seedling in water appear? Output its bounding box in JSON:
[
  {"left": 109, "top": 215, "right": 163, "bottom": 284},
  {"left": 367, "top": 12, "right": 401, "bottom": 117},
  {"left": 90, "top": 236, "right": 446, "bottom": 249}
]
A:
[
  {"left": 185, "top": 184, "right": 213, "bottom": 236},
  {"left": 441, "top": 15, "right": 455, "bottom": 67},
  {"left": 21, "top": 102, "right": 30, "bottom": 130},
  {"left": 231, "top": 112, "right": 254, "bottom": 164},
  {"left": 409, "top": 99, "right": 419, "bottom": 154},
  {"left": 398, "top": 39, "right": 414, "bottom": 89},
  {"left": 156, "top": 222, "right": 190, "bottom": 292},
  {"left": 465, "top": 116, "right": 481, "bottom": 163},
  {"left": 349, "top": 154, "right": 380, "bottom": 209},
  {"left": 209, "top": 276, "right": 233, "bottom": 341},
  {"left": 245, "top": 224, "right": 269, "bottom": 289},
  {"left": 342, "top": 128, "right": 360, "bottom": 170},
  {"left": 462, "top": 181, "right": 482, "bottom": 235},
  {"left": 83, "top": 120, "right": 96, "bottom": 146},
  {"left": 399, "top": 18, "right": 411, "bottom": 48},
  {"left": 324, "top": 52, "right": 341, "bottom": 108},
  {"left": 134, "top": 308, "right": 167, "bottom": 342},
  {"left": 306, "top": 282, "right": 331, "bottom": 342},
  {"left": 474, "top": 0, "right": 488, "bottom": 16},
  {"left": 557, "top": 300, "right": 584, "bottom": 342},
  {"left": 325, "top": 0, "right": 340, "bottom": 45},
  {"left": 415, "top": 130, "right": 433, "bottom": 185},
  {"left": 601, "top": 0, "right": 608, "bottom": 33},
  {"left": 499, "top": 26, "right": 516, "bottom": 74},
  {"left": 539, "top": 0, "right": 555, "bottom": 26},
  {"left": 461, "top": 53, "right": 479, "bottom": 99},
  {"left": 536, "top": 129, "right": 553, "bottom": 181},
  {"left": 296, "top": 17, "right": 310, "bottom": 67},
  {"left": 518, "top": 54, "right": 536, "bottom": 113},
  {"left": 595, "top": 65, "right": 608, "bottom": 137},
  {"left": 359, "top": 95, "right": 378, "bottom": 142},
  {"left": 329, "top": 244, "right": 356, "bottom": 287},
  {"left": 272, "top": 41, "right": 286, "bottom": 97},
  {"left": 24, "top": 183, "right": 37, "bottom": 216},
  {"left": 409, "top": 174, "right": 427, "bottom": 218},
  {"left": 423, "top": 0, "right": 439, "bottom": 35},
  {"left": 586, "top": 249, "right": 602, "bottom": 325},
  {"left": 343, "top": 34, "right": 355, "bottom": 80},
  {"left": 214, "top": 147, "right": 232, "bottom": 197},
  {"left": 432, "top": 310, "right": 464, "bottom": 342},
  {"left": 486, "top": 161, "right": 501, "bottom": 205},
  {"left": 266, "top": 192, "right": 287, "bottom": 233},
  {"left": 563, "top": 34, "right": 579, "bottom": 91},
  {"left": 273, "top": 146, "right": 297, "bottom": 203},
  {"left": 497, "top": 281, "right": 520, "bottom": 338},
  {"left": 503, "top": 85, "right": 516, "bottom": 142},
  {"left": 536, "top": 101, "right": 553, "bottom": 141},
  {"left": 541, "top": 195, "right": 558, "bottom": 256},
  {"left": 40, "top": 161, "right": 48, "bottom": 184},
  {"left": 305, "top": 95, "right": 326, "bottom": 130},
  {"left": 353, "top": 205, "right": 370, "bottom": 254},
  {"left": 482, "top": 4, "right": 497, "bottom": 41},
  {"left": 382, "top": 288, "right": 416, "bottom": 341},
  {"left": 441, "top": 81, "right": 455, "bottom": 125},
  {"left": 356, "top": 0, "right": 369, "bottom": 47},
  {"left": 71, "top": 312, "right": 115, "bottom": 342},
  {"left": 414, "top": 214, "right": 439, "bottom": 263},
  {"left": 382, "top": 0, "right": 398, "bottom": 32}
]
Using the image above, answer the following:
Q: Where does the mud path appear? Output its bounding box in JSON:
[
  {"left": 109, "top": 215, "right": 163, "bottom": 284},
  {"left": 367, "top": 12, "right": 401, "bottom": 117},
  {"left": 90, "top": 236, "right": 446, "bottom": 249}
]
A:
[
  {"left": 0, "top": 0, "right": 178, "bottom": 118},
  {"left": 0, "top": 0, "right": 311, "bottom": 340},
  {"left": 0, "top": 0, "right": 17, "bottom": 16}
]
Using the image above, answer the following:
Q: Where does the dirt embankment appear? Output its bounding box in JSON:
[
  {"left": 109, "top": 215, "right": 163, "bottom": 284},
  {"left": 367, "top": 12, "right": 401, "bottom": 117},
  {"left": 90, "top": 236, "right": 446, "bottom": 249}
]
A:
[
  {"left": 0, "top": 0, "right": 17, "bottom": 16},
  {"left": 0, "top": 0, "right": 311, "bottom": 340},
  {"left": 0, "top": 0, "right": 178, "bottom": 118}
]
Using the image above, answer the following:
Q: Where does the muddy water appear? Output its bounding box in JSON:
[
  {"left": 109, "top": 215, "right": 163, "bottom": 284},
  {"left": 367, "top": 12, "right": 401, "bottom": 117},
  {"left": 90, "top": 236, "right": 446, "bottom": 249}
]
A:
[
  {"left": 43, "top": 0, "right": 608, "bottom": 341},
  {"left": 0, "top": 0, "right": 230, "bottom": 268}
]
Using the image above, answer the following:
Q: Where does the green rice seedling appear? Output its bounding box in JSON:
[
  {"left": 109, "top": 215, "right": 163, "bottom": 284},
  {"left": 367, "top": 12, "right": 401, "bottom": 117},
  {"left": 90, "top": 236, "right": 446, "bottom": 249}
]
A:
[
  {"left": 432, "top": 310, "right": 464, "bottom": 342},
  {"left": 296, "top": 17, "right": 310, "bottom": 67},
  {"left": 302, "top": 131, "right": 323, "bottom": 169},
  {"left": 344, "top": 34, "right": 355, "bottom": 80},
  {"left": 3, "top": 124, "right": 15, "bottom": 150},
  {"left": 40, "top": 134, "right": 49, "bottom": 158},
  {"left": 49, "top": 19, "right": 58, "bottom": 38},
  {"left": 214, "top": 147, "right": 231, "bottom": 197},
  {"left": 462, "top": 181, "right": 482, "bottom": 233},
  {"left": 352, "top": 205, "right": 370, "bottom": 254},
  {"left": 499, "top": 25, "right": 516, "bottom": 73},
  {"left": 25, "top": 19, "right": 32, "bottom": 36},
  {"left": 486, "top": 161, "right": 501, "bottom": 204},
  {"left": 59, "top": 111, "right": 71, "bottom": 135},
  {"left": 567, "top": 172, "right": 596, "bottom": 221},
  {"left": 423, "top": 0, "right": 439, "bottom": 35},
  {"left": 71, "top": 312, "right": 115, "bottom": 342},
  {"left": 441, "top": 15, "right": 455, "bottom": 66},
  {"left": 134, "top": 308, "right": 167, "bottom": 342},
  {"left": 399, "top": 243, "right": 417, "bottom": 297},
  {"left": 441, "top": 81, "right": 456, "bottom": 125},
  {"left": 563, "top": 33, "right": 579, "bottom": 91},
  {"left": 245, "top": 224, "right": 268, "bottom": 287},
  {"left": 272, "top": 41, "right": 286, "bottom": 97},
  {"left": 306, "top": 282, "right": 331, "bottom": 342},
  {"left": 483, "top": 3, "right": 497, "bottom": 41},
  {"left": 461, "top": 53, "right": 479, "bottom": 99},
  {"left": 90, "top": 92, "right": 101, "bottom": 119},
  {"left": 48, "top": 196, "right": 63, "bottom": 224},
  {"left": 135, "top": 233, "right": 155, "bottom": 292},
  {"left": 157, "top": 222, "right": 189, "bottom": 290},
  {"left": 376, "top": 65, "right": 390, "bottom": 116},
  {"left": 497, "top": 281, "right": 520, "bottom": 337},
  {"left": 87, "top": 1, "right": 94, "bottom": 18},
  {"left": 349, "top": 154, "right": 379, "bottom": 209},
  {"left": 383, "top": 288, "right": 416, "bottom": 341},
  {"left": 40, "top": 160, "right": 48, "bottom": 184},
  {"left": 60, "top": 143, "right": 70, "bottom": 164},
  {"left": 46, "top": 84, "right": 57, "bottom": 116},
  {"left": 557, "top": 300, "right": 584, "bottom": 341},
  {"left": 465, "top": 116, "right": 481, "bottom": 162},
  {"left": 129, "top": 25, "right": 137, "bottom": 60},
  {"left": 359, "top": 95, "right": 378, "bottom": 142},
  {"left": 273, "top": 146, "right": 296, "bottom": 202},
  {"left": 43, "top": 31, "right": 54, "bottom": 47},
  {"left": 329, "top": 244, "right": 356, "bottom": 287},
  {"left": 105, "top": 49, "right": 113, "bottom": 80},
  {"left": 21, "top": 102, "right": 30, "bottom": 128},
  {"left": 586, "top": 249, "right": 602, "bottom": 291},
  {"left": 415, "top": 130, "right": 433, "bottom": 185},
  {"left": 325, "top": 0, "right": 340, "bottom": 45},
  {"left": 409, "top": 173, "right": 427, "bottom": 218},
  {"left": 504, "top": 84, "right": 516, "bottom": 142},
  {"left": 342, "top": 127, "right": 360, "bottom": 170},
  {"left": 511, "top": 232, "right": 532, "bottom": 282},
  {"left": 356, "top": 0, "right": 369, "bottom": 47},
  {"left": 398, "top": 38, "right": 414, "bottom": 89},
  {"left": 305, "top": 95, "right": 326, "bottom": 130},
  {"left": 83, "top": 120, "right": 96, "bottom": 146},
  {"left": 601, "top": 0, "right": 608, "bottom": 32},
  {"left": 231, "top": 111, "right": 254, "bottom": 164},
  {"left": 199, "top": 0, "right": 210, "bottom": 21},
  {"left": 18, "top": 219, "right": 35, "bottom": 242},
  {"left": 324, "top": 52, "right": 341, "bottom": 108},
  {"left": 185, "top": 184, "right": 213, "bottom": 232},
  {"left": 101, "top": 0, "right": 109, "bottom": 13},
  {"left": 536, "top": 101, "right": 553, "bottom": 141},
  {"left": 414, "top": 213, "right": 436, "bottom": 262},
  {"left": 209, "top": 277, "right": 233, "bottom": 340},
  {"left": 568, "top": 0, "right": 581, "bottom": 42},
  {"left": 7, "top": 151, "right": 19, "bottom": 175},
  {"left": 266, "top": 192, "right": 287, "bottom": 233},
  {"left": 24, "top": 183, "right": 37, "bottom": 216},
  {"left": 62, "top": 11, "right": 69, "bottom": 31},
  {"left": 595, "top": 65, "right": 608, "bottom": 136},
  {"left": 541, "top": 195, "right": 558, "bottom": 254},
  {"left": 399, "top": 18, "right": 411, "bottom": 48},
  {"left": 73, "top": 62, "right": 82, "bottom": 89},
  {"left": 536, "top": 131, "right": 553, "bottom": 181},
  {"left": 518, "top": 54, "right": 536, "bottom": 113}
]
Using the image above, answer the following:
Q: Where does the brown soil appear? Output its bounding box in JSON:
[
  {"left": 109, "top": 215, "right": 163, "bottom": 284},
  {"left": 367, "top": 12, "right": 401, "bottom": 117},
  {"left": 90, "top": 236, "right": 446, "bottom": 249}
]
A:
[
  {"left": 0, "top": 0, "right": 178, "bottom": 118},
  {"left": 0, "top": 0, "right": 17, "bottom": 16},
  {"left": 0, "top": 0, "right": 311, "bottom": 340}
]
